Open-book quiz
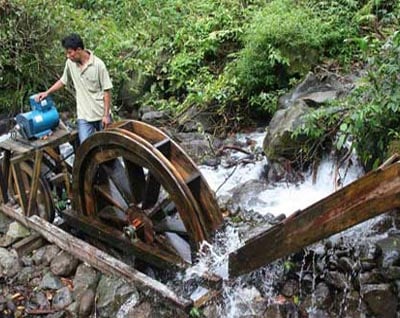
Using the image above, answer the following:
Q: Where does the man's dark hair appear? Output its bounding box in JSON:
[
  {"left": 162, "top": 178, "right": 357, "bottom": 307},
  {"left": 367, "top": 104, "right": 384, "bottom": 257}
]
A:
[{"left": 61, "top": 33, "right": 84, "bottom": 50}]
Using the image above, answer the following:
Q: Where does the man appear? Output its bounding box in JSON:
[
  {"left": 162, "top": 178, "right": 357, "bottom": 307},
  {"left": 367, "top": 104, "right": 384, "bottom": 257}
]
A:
[{"left": 36, "top": 33, "right": 113, "bottom": 143}]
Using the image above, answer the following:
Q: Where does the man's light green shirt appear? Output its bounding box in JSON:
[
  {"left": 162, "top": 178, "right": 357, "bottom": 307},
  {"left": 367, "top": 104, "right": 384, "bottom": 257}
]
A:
[{"left": 60, "top": 51, "right": 112, "bottom": 121}]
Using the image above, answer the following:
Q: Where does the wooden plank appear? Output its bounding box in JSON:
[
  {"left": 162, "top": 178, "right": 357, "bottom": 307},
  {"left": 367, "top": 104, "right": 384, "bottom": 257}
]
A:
[
  {"left": 9, "top": 128, "right": 77, "bottom": 165},
  {"left": 11, "top": 163, "right": 28, "bottom": 214},
  {"left": 154, "top": 138, "right": 171, "bottom": 158},
  {"left": 61, "top": 209, "right": 187, "bottom": 270},
  {"left": 191, "top": 288, "right": 221, "bottom": 308},
  {"left": 12, "top": 233, "right": 45, "bottom": 257},
  {"left": 2, "top": 150, "right": 11, "bottom": 203},
  {"left": 27, "top": 151, "right": 43, "bottom": 216},
  {"left": 0, "top": 203, "right": 193, "bottom": 312},
  {"left": 0, "top": 166, "right": 7, "bottom": 204},
  {"left": 229, "top": 162, "right": 400, "bottom": 277}
]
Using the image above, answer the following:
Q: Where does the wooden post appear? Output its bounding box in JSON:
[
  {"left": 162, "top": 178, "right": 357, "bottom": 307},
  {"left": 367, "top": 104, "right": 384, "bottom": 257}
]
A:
[
  {"left": 229, "top": 161, "right": 400, "bottom": 277},
  {"left": 27, "top": 150, "right": 43, "bottom": 216},
  {"left": 1, "top": 150, "right": 11, "bottom": 203}
]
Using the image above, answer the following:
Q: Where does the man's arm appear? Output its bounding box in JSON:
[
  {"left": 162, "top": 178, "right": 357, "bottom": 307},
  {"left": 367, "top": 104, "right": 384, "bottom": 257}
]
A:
[
  {"left": 36, "top": 80, "right": 65, "bottom": 101},
  {"left": 102, "top": 89, "right": 112, "bottom": 128}
]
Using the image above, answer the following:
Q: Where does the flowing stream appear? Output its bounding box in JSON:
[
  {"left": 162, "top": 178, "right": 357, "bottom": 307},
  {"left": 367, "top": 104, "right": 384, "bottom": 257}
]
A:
[{"left": 173, "top": 131, "right": 367, "bottom": 317}]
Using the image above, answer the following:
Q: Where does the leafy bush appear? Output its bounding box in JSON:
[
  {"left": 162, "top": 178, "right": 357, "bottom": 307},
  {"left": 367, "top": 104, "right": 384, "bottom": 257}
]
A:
[
  {"left": 235, "top": 0, "right": 339, "bottom": 95},
  {"left": 340, "top": 31, "right": 400, "bottom": 169},
  {"left": 0, "top": 0, "right": 70, "bottom": 113}
]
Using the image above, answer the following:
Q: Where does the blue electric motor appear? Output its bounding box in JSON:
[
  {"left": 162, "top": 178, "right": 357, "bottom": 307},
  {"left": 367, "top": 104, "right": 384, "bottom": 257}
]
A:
[{"left": 16, "top": 95, "right": 60, "bottom": 139}]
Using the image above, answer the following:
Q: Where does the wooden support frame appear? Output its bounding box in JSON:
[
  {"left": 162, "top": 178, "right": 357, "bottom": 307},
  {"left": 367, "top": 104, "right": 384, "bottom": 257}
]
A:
[{"left": 0, "top": 203, "right": 193, "bottom": 313}]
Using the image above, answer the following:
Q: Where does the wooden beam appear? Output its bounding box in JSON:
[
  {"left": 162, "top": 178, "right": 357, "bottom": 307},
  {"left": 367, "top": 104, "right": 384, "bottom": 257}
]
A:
[
  {"left": 12, "top": 233, "right": 45, "bottom": 257},
  {"left": 11, "top": 163, "right": 28, "bottom": 213},
  {"left": 1, "top": 150, "right": 11, "bottom": 203},
  {"left": 27, "top": 150, "right": 43, "bottom": 216},
  {"left": 61, "top": 209, "right": 187, "bottom": 270},
  {"left": 229, "top": 162, "right": 400, "bottom": 277},
  {"left": 0, "top": 204, "right": 193, "bottom": 312}
]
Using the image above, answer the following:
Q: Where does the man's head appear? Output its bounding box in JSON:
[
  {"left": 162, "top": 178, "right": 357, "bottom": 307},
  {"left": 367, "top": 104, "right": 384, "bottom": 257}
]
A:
[{"left": 61, "top": 33, "right": 85, "bottom": 63}]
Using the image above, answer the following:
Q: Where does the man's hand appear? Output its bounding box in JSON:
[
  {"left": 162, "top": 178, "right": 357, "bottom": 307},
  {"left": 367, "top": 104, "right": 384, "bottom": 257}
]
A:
[
  {"left": 35, "top": 92, "right": 48, "bottom": 102},
  {"left": 102, "top": 114, "right": 112, "bottom": 129}
]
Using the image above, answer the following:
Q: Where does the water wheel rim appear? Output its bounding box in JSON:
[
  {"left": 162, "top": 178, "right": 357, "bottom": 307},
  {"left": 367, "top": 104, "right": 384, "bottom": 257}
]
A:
[
  {"left": 110, "top": 120, "right": 222, "bottom": 235},
  {"left": 72, "top": 130, "right": 207, "bottom": 248}
]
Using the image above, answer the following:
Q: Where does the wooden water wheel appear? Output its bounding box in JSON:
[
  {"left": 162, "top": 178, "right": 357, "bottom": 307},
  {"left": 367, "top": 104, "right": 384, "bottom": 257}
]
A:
[{"left": 69, "top": 120, "right": 222, "bottom": 269}]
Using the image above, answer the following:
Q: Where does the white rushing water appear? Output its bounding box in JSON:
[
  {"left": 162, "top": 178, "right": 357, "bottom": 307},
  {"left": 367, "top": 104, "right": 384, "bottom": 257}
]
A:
[{"left": 184, "top": 131, "right": 366, "bottom": 317}]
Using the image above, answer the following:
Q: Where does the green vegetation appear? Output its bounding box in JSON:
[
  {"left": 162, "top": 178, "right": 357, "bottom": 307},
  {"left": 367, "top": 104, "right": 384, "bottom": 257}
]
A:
[
  {"left": 1, "top": 0, "right": 399, "bottom": 169},
  {"left": 296, "top": 2, "right": 400, "bottom": 169}
]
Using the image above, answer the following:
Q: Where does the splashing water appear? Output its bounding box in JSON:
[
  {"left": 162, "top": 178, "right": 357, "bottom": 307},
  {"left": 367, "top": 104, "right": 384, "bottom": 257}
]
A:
[{"left": 185, "top": 131, "right": 367, "bottom": 316}]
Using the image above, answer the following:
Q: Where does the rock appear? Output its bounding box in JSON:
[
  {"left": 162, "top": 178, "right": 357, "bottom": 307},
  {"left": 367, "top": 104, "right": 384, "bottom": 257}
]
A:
[
  {"left": 361, "top": 283, "right": 397, "bottom": 318},
  {"left": 177, "top": 106, "right": 215, "bottom": 133},
  {"left": 50, "top": 251, "right": 79, "bottom": 276},
  {"left": 73, "top": 263, "right": 100, "bottom": 301},
  {"left": 313, "top": 282, "right": 331, "bottom": 309},
  {"left": 202, "top": 303, "right": 219, "bottom": 318},
  {"left": 375, "top": 236, "right": 400, "bottom": 268},
  {"left": 65, "top": 301, "right": 79, "bottom": 318},
  {"left": 337, "top": 257, "right": 356, "bottom": 273},
  {"left": 79, "top": 289, "right": 96, "bottom": 318},
  {"left": 227, "top": 179, "right": 268, "bottom": 211},
  {"left": 78, "top": 289, "right": 95, "bottom": 317},
  {"left": 358, "top": 270, "right": 384, "bottom": 286},
  {"left": 6, "top": 221, "right": 30, "bottom": 239},
  {"left": 308, "top": 309, "right": 330, "bottom": 318},
  {"left": 281, "top": 279, "right": 298, "bottom": 297},
  {"left": 96, "top": 275, "right": 139, "bottom": 318},
  {"left": 42, "top": 245, "right": 61, "bottom": 266},
  {"left": 17, "top": 266, "right": 35, "bottom": 284},
  {"left": 117, "top": 293, "right": 141, "bottom": 318},
  {"left": 325, "top": 271, "right": 349, "bottom": 290},
  {"left": 173, "top": 132, "right": 218, "bottom": 163},
  {"left": 278, "top": 72, "right": 352, "bottom": 110},
  {"left": 39, "top": 272, "right": 63, "bottom": 290},
  {"left": 32, "top": 246, "right": 47, "bottom": 265},
  {"left": 381, "top": 266, "right": 400, "bottom": 280},
  {"left": 0, "top": 247, "right": 20, "bottom": 277},
  {"left": 262, "top": 100, "right": 311, "bottom": 162},
  {"left": 359, "top": 241, "right": 379, "bottom": 261},
  {"left": 0, "top": 212, "right": 12, "bottom": 234},
  {"left": 341, "top": 290, "right": 368, "bottom": 318},
  {"left": 30, "top": 291, "right": 51, "bottom": 310},
  {"left": 53, "top": 287, "right": 73, "bottom": 310},
  {"left": 141, "top": 110, "right": 171, "bottom": 125}
]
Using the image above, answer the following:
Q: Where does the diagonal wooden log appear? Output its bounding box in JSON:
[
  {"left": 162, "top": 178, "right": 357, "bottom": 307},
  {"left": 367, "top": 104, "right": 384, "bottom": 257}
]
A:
[
  {"left": 0, "top": 204, "right": 193, "bottom": 312},
  {"left": 229, "top": 161, "right": 400, "bottom": 277}
]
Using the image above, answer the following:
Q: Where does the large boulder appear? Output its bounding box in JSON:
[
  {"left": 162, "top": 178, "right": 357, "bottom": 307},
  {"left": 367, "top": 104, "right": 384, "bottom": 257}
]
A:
[
  {"left": 263, "top": 100, "right": 311, "bottom": 161},
  {"left": 278, "top": 72, "right": 353, "bottom": 109}
]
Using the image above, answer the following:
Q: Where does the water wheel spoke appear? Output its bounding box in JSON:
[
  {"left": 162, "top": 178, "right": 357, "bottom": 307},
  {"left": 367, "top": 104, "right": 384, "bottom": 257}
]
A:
[
  {"left": 142, "top": 173, "right": 161, "bottom": 209},
  {"left": 146, "top": 196, "right": 175, "bottom": 221},
  {"left": 94, "top": 179, "right": 128, "bottom": 211},
  {"left": 163, "top": 233, "right": 192, "bottom": 264},
  {"left": 98, "top": 206, "right": 128, "bottom": 228},
  {"left": 154, "top": 216, "right": 187, "bottom": 235},
  {"left": 101, "top": 159, "right": 135, "bottom": 204},
  {"left": 123, "top": 159, "right": 146, "bottom": 204}
]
